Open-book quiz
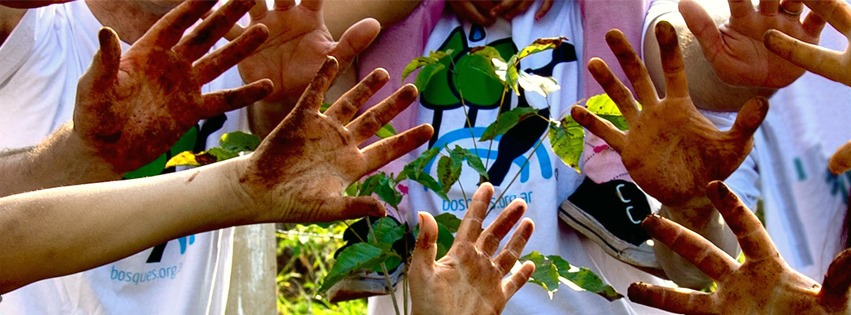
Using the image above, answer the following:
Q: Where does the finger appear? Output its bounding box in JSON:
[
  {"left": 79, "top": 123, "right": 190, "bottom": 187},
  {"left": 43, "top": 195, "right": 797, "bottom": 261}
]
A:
[
  {"left": 628, "top": 282, "right": 716, "bottom": 314},
  {"left": 142, "top": 0, "right": 216, "bottom": 48},
  {"left": 274, "top": 0, "right": 297, "bottom": 10},
  {"left": 411, "top": 212, "right": 439, "bottom": 273},
  {"left": 297, "top": 0, "right": 322, "bottom": 11},
  {"left": 763, "top": 30, "right": 847, "bottom": 86},
  {"left": 454, "top": 183, "right": 495, "bottom": 244},
  {"left": 706, "top": 181, "right": 778, "bottom": 260},
  {"left": 758, "top": 0, "right": 780, "bottom": 15},
  {"left": 726, "top": 96, "right": 769, "bottom": 142},
  {"left": 535, "top": 0, "right": 554, "bottom": 20},
  {"left": 803, "top": 0, "right": 851, "bottom": 33},
  {"left": 680, "top": 0, "right": 726, "bottom": 67},
  {"left": 294, "top": 57, "right": 339, "bottom": 113},
  {"left": 642, "top": 214, "right": 738, "bottom": 281},
  {"left": 200, "top": 79, "right": 274, "bottom": 119},
  {"left": 819, "top": 249, "right": 851, "bottom": 310},
  {"left": 324, "top": 68, "right": 389, "bottom": 124},
  {"left": 587, "top": 58, "right": 641, "bottom": 122},
  {"left": 175, "top": 0, "right": 255, "bottom": 61},
  {"left": 828, "top": 141, "right": 851, "bottom": 174},
  {"left": 90, "top": 28, "right": 121, "bottom": 87},
  {"left": 780, "top": 0, "right": 804, "bottom": 16},
  {"left": 195, "top": 24, "right": 269, "bottom": 84},
  {"left": 801, "top": 11, "right": 827, "bottom": 38},
  {"left": 727, "top": 0, "right": 756, "bottom": 19},
  {"left": 248, "top": 0, "right": 268, "bottom": 21},
  {"left": 348, "top": 84, "right": 418, "bottom": 144},
  {"left": 503, "top": 261, "right": 535, "bottom": 298},
  {"left": 361, "top": 124, "right": 434, "bottom": 174},
  {"left": 491, "top": 0, "right": 514, "bottom": 16},
  {"left": 330, "top": 19, "right": 381, "bottom": 72},
  {"left": 494, "top": 216, "right": 534, "bottom": 273},
  {"left": 655, "top": 21, "right": 689, "bottom": 98},
  {"left": 571, "top": 106, "right": 627, "bottom": 153},
  {"left": 604, "top": 30, "right": 658, "bottom": 108},
  {"left": 501, "top": 0, "right": 534, "bottom": 20},
  {"left": 450, "top": 1, "right": 494, "bottom": 25},
  {"left": 309, "top": 195, "right": 386, "bottom": 222},
  {"left": 478, "top": 198, "right": 527, "bottom": 256}
]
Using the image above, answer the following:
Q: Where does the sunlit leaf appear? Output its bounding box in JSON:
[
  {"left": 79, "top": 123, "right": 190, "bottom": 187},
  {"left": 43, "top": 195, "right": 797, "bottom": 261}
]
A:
[
  {"left": 522, "top": 251, "right": 560, "bottom": 296},
  {"left": 470, "top": 45, "right": 504, "bottom": 62},
  {"left": 401, "top": 50, "right": 453, "bottom": 82},
  {"left": 549, "top": 255, "right": 623, "bottom": 302},
  {"left": 207, "top": 147, "right": 238, "bottom": 161},
  {"left": 549, "top": 117, "right": 585, "bottom": 173},
  {"left": 320, "top": 243, "right": 388, "bottom": 292},
  {"left": 414, "top": 63, "right": 447, "bottom": 93},
  {"left": 461, "top": 149, "right": 489, "bottom": 180},
  {"left": 220, "top": 131, "right": 260, "bottom": 153},
  {"left": 518, "top": 71, "right": 560, "bottom": 97},
  {"left": 433, "top": 213, "right": 462, "bottom": 233},
  {"left": 517, "top": 37, "right": 568, "bottom": 59},
  {"left": 375, "top": 123, "right": 397, "bottom": 139},
  {"left": 480, "top": 107, "right": 539, "bottom": 141},
  {"left": 165, "top": 151, "right": 200, "bottom": 168},
  {"left": 585, "top": 93, "right": 631, "bottom": 131}
]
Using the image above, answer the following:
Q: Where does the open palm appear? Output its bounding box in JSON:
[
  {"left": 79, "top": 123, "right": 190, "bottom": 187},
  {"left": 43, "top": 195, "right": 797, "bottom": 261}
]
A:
[
  {"left": 237, "top": 57, "right": 433, "bottom": 222},
  {"left": 572, "top": 22, "right": 767, "bottom": 208},
  {"left": 679, "top": 0, "right": 825, "bottom": 88},
  {"left": 73, "top": 0, "right": 272, "bottom": 174}
]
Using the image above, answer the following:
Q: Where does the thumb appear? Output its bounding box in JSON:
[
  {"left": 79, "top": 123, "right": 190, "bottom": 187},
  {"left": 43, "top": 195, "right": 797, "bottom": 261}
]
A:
[
  {"left": 411, "top": 212, "right": 438, "bottom": 274},
  {"left": 819, "top": 249, "right": 851, "bottom": 311},
  {"left": 728, "top": 96, "right": 768, "bottom": 142},
  {"left": 678, "top": 0, "right": 723, "bottom": 65},
  {"left": 90, "top": 27, "right": 121, "bottom": 87},
  {"left": 829, "top": 141, "right": 851, "bottom": 175},
  {"left": 330, "top": 18, "right": 380, "bottom": 71}
]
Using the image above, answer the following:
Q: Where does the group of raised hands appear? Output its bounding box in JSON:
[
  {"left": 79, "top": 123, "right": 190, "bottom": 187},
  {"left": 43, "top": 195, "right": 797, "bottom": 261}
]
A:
[{"left": 573, "top": 0, "right": 851, "bottom": 313}]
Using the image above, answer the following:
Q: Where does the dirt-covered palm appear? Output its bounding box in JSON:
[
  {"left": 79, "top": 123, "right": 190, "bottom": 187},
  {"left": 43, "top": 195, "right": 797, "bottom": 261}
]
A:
[
  {"left": 73, "top": 0, "right": 272, "bottom": 175},
  {"left": 629, "top": 181, "right": 851, "bottom": 314},
  {"left": 236, "top": 0, "right": 380, "bottom": 134},
  {"left": 679, "top": 0, "right": 825, "bottom": 88},
  {"left": 409, "top": 183, "right": 535, "bottom": 315},
  {"left": 237, "top": 57, "right": 432, "bottom": 222},
  {"left": 572, "top": 22, "right": 767, "bottom": 208},
  {"left": 764, "top": 0, "right": 851, "bottom": 87}
]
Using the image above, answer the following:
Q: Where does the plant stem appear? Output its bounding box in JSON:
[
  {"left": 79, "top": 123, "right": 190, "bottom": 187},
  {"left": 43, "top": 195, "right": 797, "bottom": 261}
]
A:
[
  {"left": 485, "top": 87, "right": 509, "bottom": 171},
  {"left": 366, "top": 217, "right": 402, "bottom": 315}
]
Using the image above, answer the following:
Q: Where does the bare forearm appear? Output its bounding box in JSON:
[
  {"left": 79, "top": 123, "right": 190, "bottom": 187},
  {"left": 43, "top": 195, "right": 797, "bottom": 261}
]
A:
[
  {"left": 0, "top": 124, "right": 120, "bottom": 197},
  {"left": 655, "top": 197, "right": 738, "bottom": 289},
  {"left": 0, "top": 158, "right": 252, "bottom": 293}
]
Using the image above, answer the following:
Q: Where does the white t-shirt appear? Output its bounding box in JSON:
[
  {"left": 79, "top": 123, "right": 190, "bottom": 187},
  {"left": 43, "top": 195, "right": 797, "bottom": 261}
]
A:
[
  {"left": 0, "top": 2, "right": 246, "bottom": 314},
  {"left": 757, "top": 12, "right": 851, "bottom": 280},
  {"left": 369, "top": 1, "right": 760, "bottom": 314}
]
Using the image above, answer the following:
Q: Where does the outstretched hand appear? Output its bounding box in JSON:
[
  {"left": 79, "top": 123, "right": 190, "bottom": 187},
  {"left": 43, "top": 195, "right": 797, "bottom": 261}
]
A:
[
  {"left": 233, "top": 0, "right": 380, "bottom": 137},
  {"left": 236, "top": 57, "right": 433, "bottom": 223},
  {"left": 572, "top": 21, "right": 767, "bottom": 208},
  {"left": 629, "top": 181, "right": 851, "bottom": 314},
  {"left": 409, "top": 183, "right": 535, "bottom": 315},
  {"left": 73, "top": 0, "right": 272, "bottom": 175},
  {"left": 448, "top": 0, "right": 553, "bottom": 25},
  {"left": 764, "top": 0, "right": 851, "bottom": 87},
  {"left": 679, "top": 0, "right": 824, "bottom": 88}
]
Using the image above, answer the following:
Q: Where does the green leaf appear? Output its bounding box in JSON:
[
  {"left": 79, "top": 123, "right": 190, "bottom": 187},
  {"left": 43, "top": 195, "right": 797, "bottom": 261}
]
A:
[
  {"left": 517, "top": 72, "right": 560, "bottom": 97},
  {"left": 414, "top": 63, "right": 447, "bottom": 93},
  {"left": 207, "top": 147, "right": 238, "bottom": 161},
  {"left": 585, "top": 94, "right": 631, "bottom": 131},
  {"left": 375, "top": 123, "right": 397, "bottom": 139},
  {"left": 516, "top": 37, "right": 568, "bottom": 60},
  {"left": 165, "top": 151, "right": 200, "bottom": 168},
  {"left": 320, "top": 243, "right": 387, "bottom": 292},
  {"left": 437, "top": 155, "right": 461, "bottom": 195},
  {"left": 369, "top": 217, "right": 405, "bottom": 245},
  {"left": 433, "top": 213, "right": 462, "bottom": 233},
  {"left": 401, "top": 50, "right": 453, "bottom": 82},
  {"left": 548, "top": 117, "right": 585, "bottom": 173},
  {"left": 493, "top": 55, "right": 520, "bottom": 95},
  {"left": 480, "top": 107, "right": 540, "bottom": 141},
  {"left": 470, "top": 46, "right": 505, "bottom": 62},
  {"left": 462, "top": 149, "right": 489, "bottom": 180},
  {"left": 549, "top": 255, "right": 623, "bottom": 302},
  {"left": 435, "top": 223, "right": 455, "bottom": 260},
  {"left": 374, "top": 174, "right": 402, "bottom": 209},
  {"left": 522, "top": 251, "right": 560, "bottom": 295},
  {"left": 400, "top": 147, "right": 448, "bottom": 200},
  {"left": 219, "top": 131, "right": 260, "bottom": 153}
]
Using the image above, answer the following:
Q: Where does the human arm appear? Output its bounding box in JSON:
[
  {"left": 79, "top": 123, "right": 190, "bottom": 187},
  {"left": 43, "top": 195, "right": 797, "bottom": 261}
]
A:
[
  {"left": 573, "top": 22, "right": 767, "bottom": 288},
  {"left": 323, "top": 0, "right": 421, "bottom": 40},
  {"left": 643, "top": 0, "right": 825, "bottom": 111},
  {"left": 628, "top": 181, "right": 851, "bottom": 314},
  {"left": 0, "top": 56, "right": 433, "bottom": 294},
  {"left": 0, "top": 0, "right": 271, "bottom": 197},
  {"left": 409, "top": 183, "right": 535, "bottom": 315}
]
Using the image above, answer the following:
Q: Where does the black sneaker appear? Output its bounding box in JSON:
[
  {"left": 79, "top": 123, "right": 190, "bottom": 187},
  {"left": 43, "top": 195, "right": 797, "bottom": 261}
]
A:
[{"left": 559, "top": 177, "right": 660, "bottom": 270}]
